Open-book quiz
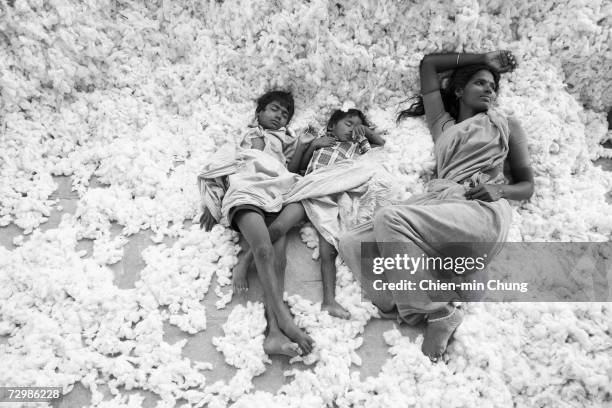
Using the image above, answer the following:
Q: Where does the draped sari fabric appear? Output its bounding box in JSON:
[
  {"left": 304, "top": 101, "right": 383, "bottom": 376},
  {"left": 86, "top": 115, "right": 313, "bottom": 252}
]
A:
[{"left": 339, "top": 110, "right": 513, "bottom": 322}]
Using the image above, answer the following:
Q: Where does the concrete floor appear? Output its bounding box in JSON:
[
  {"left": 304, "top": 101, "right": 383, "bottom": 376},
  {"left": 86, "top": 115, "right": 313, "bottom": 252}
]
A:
[
  {"left": 0, "top": 176, "right": 412, "bottom": 407},
  {"left": 2, "top": 156, "right": 611, "bottom": 407}
]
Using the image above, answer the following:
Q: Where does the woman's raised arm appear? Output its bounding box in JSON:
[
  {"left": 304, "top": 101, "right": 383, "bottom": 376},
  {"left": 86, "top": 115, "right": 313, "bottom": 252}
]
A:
[{"left": 419, "top": 52, "right": 517, "bottom": 139}]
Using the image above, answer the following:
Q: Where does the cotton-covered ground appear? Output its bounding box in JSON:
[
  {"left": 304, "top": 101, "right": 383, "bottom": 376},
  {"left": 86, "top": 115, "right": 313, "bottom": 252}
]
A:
[{"left": 1, "top": 0, "right": 612, "bottom": 407}]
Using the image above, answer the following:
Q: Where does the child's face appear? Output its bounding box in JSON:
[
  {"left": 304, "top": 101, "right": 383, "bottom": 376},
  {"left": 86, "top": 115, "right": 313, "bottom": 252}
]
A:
[
  {"left": 257, "top": 101, "right": 290, "bottom": 130},
  {"left": 331, "top": 115, "right": 363, "bottom": 142}
]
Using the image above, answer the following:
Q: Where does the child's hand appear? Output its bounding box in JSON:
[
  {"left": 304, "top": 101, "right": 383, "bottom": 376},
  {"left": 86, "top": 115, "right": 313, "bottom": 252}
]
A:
[
  {"left": 373, "top": 127, "right": 389, "bottom": 136},
  {"left": 300, "top": 125, "right": 319, "bottom": 145},
  {"left": 352, "top": 125, "right": 375, "bottom": 141},
  {"left": 312, "top": 136, "right": 336, "bottom": 150},
  {"left": 351, "top": 125, "right": 368, "bottom": 141}
]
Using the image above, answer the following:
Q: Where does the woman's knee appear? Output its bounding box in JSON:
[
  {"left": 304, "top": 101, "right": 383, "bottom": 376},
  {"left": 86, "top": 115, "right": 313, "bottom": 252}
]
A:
[{"left": 373, "top": 206, "right": 399, "bottom": 234}]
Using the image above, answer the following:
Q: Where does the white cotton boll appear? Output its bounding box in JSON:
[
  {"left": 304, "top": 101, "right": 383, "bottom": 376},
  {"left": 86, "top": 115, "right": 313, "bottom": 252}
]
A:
[
  {"left": 0, "top": 321, "right": 15, "bottom": 336},
  {"left": 215, "top": 290, "right": 233, "bottom": 310},
  {"left": 212, "top": 302, "right": 269, "bottom": 377},
  {"left": 194, "top": 362, "right": 213, "bottom": 371},
  {"left": 92, "top": 235, "right": 128, "bottom": 265}
]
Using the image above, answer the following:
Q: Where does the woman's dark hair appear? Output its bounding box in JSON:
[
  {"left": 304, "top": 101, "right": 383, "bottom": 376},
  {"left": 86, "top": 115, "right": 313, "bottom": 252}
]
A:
[
  {"left": 256, "top": 90, "right": 295, "bottom": 123},
  {"left": 397, "top": 64, "right": 500, "bottom": 123},
  {"left": 327, "top": 108, "right": 370, "bottom": 132}
]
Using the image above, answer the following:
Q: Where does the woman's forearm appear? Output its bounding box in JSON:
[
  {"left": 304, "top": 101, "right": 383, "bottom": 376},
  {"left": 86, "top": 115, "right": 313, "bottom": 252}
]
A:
[
  {"left": 421, "top": 53, "right": 487, "bottom": 73},
  {"left": 420, "top": 53, "right": 488, "bottom": 95},
  {"left": 500, "top": 181, "right": 534, "bottom": 201}
]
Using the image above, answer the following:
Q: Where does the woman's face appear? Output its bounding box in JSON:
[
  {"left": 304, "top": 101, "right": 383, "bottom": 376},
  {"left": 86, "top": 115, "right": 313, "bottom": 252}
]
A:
[
  {"left": 257, "top": 101, "right": 290, "bottom": 130},
  {"left": 458, "top": 70, "right": 497, "bottom": 113},
  {"left": 331, "top": 114, "right": 363, "bottom": 142}
]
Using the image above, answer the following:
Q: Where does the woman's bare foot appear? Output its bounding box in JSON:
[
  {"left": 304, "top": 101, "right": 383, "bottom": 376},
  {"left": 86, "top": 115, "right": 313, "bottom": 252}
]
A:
[
  {"left": 422, "top": 306, "right": 464, "bottom": 362},
  {"left": 232, "top": 258, "right": 249, "bottom": 293},
  {"left": 276, "top": 307, "right": 314, "bottom": 355},
  {"left": 263, "top": 331, "right": 301, "bottom": 357},
  {"left": 322, "top": 299, "right": 350, "bottom": 319}
]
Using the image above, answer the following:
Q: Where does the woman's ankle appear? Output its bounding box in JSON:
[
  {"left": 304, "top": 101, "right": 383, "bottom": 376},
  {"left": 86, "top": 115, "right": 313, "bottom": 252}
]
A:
[{"left": 427, "top": 304, "right": 456, "bottom": 321}]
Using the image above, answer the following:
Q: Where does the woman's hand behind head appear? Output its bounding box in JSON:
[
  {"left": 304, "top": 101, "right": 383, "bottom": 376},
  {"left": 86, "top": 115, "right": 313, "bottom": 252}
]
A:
[{"left": 484, "top": 50, "right": 518, "bottom": 74}]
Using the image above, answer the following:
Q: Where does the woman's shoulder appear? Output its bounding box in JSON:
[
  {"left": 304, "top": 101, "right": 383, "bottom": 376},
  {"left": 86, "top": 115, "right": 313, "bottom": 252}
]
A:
[{"left": 488, "top": 107, "right": 520, "bottom": 125}]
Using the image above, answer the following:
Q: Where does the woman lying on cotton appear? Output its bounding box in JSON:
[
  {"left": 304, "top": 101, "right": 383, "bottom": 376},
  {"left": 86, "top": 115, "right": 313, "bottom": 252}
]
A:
[{"left": 339, "top": 51, "right": 534, "bottom": 362}]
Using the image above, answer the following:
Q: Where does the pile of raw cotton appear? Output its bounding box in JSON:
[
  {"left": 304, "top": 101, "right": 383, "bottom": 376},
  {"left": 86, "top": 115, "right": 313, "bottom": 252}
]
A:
[{"left": 1, "top": 0, "right": 611, "bottom": 407}]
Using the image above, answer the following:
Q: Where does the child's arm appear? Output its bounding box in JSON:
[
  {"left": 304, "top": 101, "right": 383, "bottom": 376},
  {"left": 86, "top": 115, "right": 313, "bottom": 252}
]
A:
[
  {"left": 299, "top": 136, "right": 337, "bottom": 170},
  {"left": 353, "top": 125, "right": 386, "bottom": 146},
  {"left": 240, "top": 127, "right": 266, "bottom": 151},
  {"left": 249, "top": 137, "right": 265, "bottom": 151},
  {"left": 365, "top": 127, "right": 386, "bottom": 146},
  {"left": 287, "top": 141, "right": 309, "bottom": 173}
]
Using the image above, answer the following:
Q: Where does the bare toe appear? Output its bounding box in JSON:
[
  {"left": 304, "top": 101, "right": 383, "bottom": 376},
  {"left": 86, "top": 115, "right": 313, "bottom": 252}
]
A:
[
  {"left": 322, "top": 302, "right": 351, "bottom": 319},
  {"left": 232, "top": 277, "right": 248, "bottom": 293},
  {"left": 421, "top": 306, "right": 464, "bottom": 360},
  {"left": 264, "top": 333, "right": 300, "bottom": 357},
  {"left": 280, "top": 321, "right": 313, "bottom": 355}
]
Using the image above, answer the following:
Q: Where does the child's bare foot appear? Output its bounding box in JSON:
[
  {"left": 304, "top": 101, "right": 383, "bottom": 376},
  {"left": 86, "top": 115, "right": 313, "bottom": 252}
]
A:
[
  {"left": 421, "top": 306, "right": 464, "bottom": 362},
  {"left": 263, "top": 331, "right": 301, "bottom": 357},
  {"left": 232, "top": 259, "right": 249, "bottom": 293},
  {"left": 276, "top": 308, "right": 314, "bottom": 355},
  {"left": 322, "top": 300, "right": 350, "bottom": 319}
]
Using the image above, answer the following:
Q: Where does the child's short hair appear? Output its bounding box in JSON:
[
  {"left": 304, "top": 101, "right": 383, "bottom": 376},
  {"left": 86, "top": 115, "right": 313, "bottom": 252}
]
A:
[
  {"left": 256, "top": 90, "right": 295, "bottom": 123},
  {"left": 326, "top": 109, "right": 370, "bottom": 132}
]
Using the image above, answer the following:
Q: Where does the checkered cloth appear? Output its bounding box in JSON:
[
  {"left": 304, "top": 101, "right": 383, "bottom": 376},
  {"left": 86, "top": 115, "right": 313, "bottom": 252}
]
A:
[{"left": 306, "top": 134, "right": 371, "bottom": 174}]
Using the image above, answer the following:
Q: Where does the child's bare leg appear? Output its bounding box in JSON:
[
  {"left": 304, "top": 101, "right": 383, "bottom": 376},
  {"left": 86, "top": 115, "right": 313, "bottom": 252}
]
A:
[
  {"left": 235, "top": 210, "right": 313, "bottom": 354},
  {"left": 267, "top": 202, "right": 306, "bottom": 241},
  {"left": 319, "top": 232, "right": 350, "bottom": 319},
  {"left": 262, "top": 235, "right": 301, "bottom": 356},
  {"left": 235, "top": 202, "right": 306, "bottom": 292},
  {"left": 232, "top": 235, "right": 250, "bottom": 293}
]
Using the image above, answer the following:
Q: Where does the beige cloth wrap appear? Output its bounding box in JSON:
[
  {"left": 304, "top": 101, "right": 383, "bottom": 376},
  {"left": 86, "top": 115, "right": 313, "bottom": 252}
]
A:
[
  {"left": 338, "top": 110, "right": 513, "bottom": 321},
  {"left": 198, "top": 124, "right": 302, "bottom": 226},
  {"left": 285, "top": 148, "right": 398, "bottom": 248}
]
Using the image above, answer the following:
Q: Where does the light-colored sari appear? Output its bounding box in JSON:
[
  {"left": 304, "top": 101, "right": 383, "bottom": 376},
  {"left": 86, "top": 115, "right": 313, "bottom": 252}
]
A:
[{"left": 338, "top": 110, "right": 513, "bottom": 321}]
